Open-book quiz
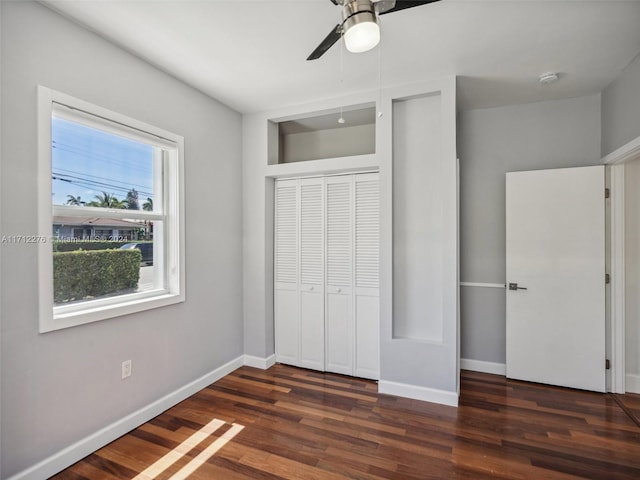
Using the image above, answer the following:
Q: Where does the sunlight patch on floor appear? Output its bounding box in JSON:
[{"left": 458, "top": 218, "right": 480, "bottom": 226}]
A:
[{"left": 133, "top": 418, "right": 244, "bottom": 480}]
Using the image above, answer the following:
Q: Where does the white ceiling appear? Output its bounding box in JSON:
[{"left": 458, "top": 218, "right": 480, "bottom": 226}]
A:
[{"left": 42, "top": 0, "right": 640, "bottom": 114}]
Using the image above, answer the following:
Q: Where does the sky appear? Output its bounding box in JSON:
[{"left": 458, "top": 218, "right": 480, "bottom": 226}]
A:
[{"left": 52, "top": 117, "right": 154, "bottom": 208}]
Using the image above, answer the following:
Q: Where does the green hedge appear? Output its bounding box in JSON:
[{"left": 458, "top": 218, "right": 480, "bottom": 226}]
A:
[
  {"left": 53, "top": 240, "right": 130, "bottom": 252},
  {"left": 53, "top": 249, "right": 141, "bottom": 304}
]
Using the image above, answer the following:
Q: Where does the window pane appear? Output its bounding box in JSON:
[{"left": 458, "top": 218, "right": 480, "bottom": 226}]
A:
[
  {"left": 52, "top": 116, "right": 154, "bottom": 209},
  {"left": 51, "top": 116, "right": 164, "bottom": 307}
]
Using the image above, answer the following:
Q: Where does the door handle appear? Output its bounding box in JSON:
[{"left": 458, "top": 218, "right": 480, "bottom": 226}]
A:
[{"left": 508, "top": 282, "right": 527, "bottom": 291}]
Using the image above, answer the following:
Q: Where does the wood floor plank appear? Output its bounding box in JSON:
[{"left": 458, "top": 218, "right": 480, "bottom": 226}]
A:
[{"left": 51, "top": 366, "right": 640, "bottom": 479}]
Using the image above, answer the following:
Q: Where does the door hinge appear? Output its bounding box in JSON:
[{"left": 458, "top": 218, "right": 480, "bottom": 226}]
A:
[
  {"left": 605, "top": 273, "right": 610, "bottom": 284},
  {"left": 606, "top": 359, "right": 611, "bottom": 370},
  {"left": 605, "top": 188, "right": 610, "bottom": 199}
]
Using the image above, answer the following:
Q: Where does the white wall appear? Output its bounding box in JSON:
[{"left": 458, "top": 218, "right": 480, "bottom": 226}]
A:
[
  {"left": 242, "top": 112, "right": 274, "bottom": 360},
  {"left": 457, "top": 95, "right": 602, "bottom": 365},
  {"left": 392, "top": 95, "right": 444, "bottom": 342},
  {"left": 378, "top": 82, "right": 458, "bottom": 402},
  {"left": 0, "top": 2, "right": 243, "bottom": 478},
  {"left": 602, "top": 53, "right": 640, "bottom": 157}
]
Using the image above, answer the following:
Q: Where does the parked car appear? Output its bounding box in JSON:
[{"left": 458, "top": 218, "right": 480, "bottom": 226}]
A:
[{"left": 119, "top": 242, "right": 153, "bottom": 266}]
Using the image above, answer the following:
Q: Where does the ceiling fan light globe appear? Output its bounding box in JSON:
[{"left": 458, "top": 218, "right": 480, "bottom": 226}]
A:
[{"left": 344, "top": 14, "right": 380, "bottom": 53}]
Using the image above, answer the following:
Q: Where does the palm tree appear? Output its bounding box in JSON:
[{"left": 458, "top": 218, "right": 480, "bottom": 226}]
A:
[
  {"left": 87, "top": 191, "right": 125, "bottom": 208},
  {"left": 126, "top": 188, "right": 140, "bottom": 210},
  {"left": 142, "top": 197, "right": 153, "bottom": 211},
  {"left": 142, "top": 197, "right": 154, "bottom": 240},
  {"left": 66, "top": 194, "right": 85, "bottom": 206}
]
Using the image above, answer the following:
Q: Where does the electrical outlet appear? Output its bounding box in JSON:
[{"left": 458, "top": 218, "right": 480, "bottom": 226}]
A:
[{"left": 121, "top": 360, "right": 132, "bottom": 379}]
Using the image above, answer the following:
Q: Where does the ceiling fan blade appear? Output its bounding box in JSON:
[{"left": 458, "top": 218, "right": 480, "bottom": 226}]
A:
[
  {"left": 307, "top": 24, "right": 342, "bottom": 61},
  {"left": 378, "top": 0, "right": 440, "bottom": 15}
]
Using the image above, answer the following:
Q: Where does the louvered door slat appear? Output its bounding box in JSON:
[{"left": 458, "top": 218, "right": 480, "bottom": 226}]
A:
[
  {"left": 355, "top": 178, "right": 379, "bottom": 289},
  {"left": 275, "top": 184, "right": 297, "bottom": 284},
  {"left": 326, "top": 182, "right": 352, "bottom": 287},
  {"left": 300, "top": 183, "right": 323, "bottom": 285}
]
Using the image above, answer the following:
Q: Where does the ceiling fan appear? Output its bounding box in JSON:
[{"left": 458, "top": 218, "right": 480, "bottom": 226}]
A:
[{"left": 307, "top": 0, "right": 441, "bottom": 61}]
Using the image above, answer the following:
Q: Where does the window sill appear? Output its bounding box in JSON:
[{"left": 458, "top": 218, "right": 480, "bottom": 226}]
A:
[{"left": 41, "top": 291, "right": 185, "bottom": 333}]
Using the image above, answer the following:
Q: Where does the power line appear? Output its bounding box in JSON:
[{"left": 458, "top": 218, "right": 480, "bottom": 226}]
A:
[
  {"left": 52, "top": 142, "right": 153, "bottom": 175},
  {"left": 54, "top": 167, "right": 152, "bottom": 191},
  {"left": 52, "top": 171, "right": 152, "bottom": 196},
  {"left": 52, "top": 174, "right": 153, "bottom": 198}
]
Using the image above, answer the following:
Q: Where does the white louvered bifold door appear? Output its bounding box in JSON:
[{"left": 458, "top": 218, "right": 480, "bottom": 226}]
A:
[
  {"left": 325, "top": 176, "right": 354, "bottom": 375},
  {"left": 298, "top": 178, "right": 325, "bottom": 370},
  {"left": 274, "top": 173, "right": 379, "bottom": 379},
  {"left": 354, "top": 173, "right": 380, "bottom": 379},
  {"left": 274, "top": 179, "right": 299, "bottom": 365}
]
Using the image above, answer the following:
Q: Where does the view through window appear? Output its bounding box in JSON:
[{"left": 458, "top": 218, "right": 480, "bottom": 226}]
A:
[{"left": 51, "top": 115, "right": 159, "bottom": 305}]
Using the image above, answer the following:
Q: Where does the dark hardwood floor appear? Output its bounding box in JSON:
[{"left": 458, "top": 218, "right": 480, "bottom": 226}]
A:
[
  {"left": 51, "top": 365, "right": 640, "bottom": 479},
  {"left": 613, "top": 392, "right": 640, "bottom": 429}
]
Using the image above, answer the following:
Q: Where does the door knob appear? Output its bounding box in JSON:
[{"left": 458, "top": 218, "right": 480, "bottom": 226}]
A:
[
  {"left": 310, "top": 286, "right": 314, "bottom": 291},
  {"left": 508, "top": 282, "right": 527, "bottom": 291},
  {"left": 337, "top": 288, "right": 342, "bottom": 293}
]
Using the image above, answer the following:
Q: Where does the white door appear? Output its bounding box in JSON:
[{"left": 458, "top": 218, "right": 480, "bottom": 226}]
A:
[
  {"left": 274, "top": 180, "right": 299, "bottom": 366},
  {"left": 354, "top": 173, "right": 380, "bottom": 380},
  {"left": 325, "top": 177, "right": 354, "bottom": 375},
  {"left": 506, "top": 166, "right": 606, "bottom": 392},
  {"left": 299, "top": 179, "right": 325, "bottom": 370}
]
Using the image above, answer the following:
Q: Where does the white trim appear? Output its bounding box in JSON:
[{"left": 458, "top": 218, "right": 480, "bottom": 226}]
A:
[
  {"left": 6, "top": 356, "right": 244, "bottom": 480},
  {"left": 460, "top": 358, "right": 506, "bottom": 376},
  {"left": 626, "top": 373, "right": 640, "bottom": 394},
  {"left": 53, "top": 102, "right": 178, "bottom": 150},
  {"left": 602, "top": 135, "right": 640, "bottom": 165},
  {"left": 243, "top": 354, "right": 276, "bottom": 370},
  {"left": 601, "top": 135, "right": 640, "bottom": 394},
  {"left": 610, "top": 165, "right": 626, "bottom": 393},
  {"left": 50, "top": 293, "right": 184, "bottom": 332},
  {"left": 264, "top": 154, "right": 379, "bottom": 179},
  {"left": 378, "top": 380, "right": 459, "bottom": 407},
  {"left": 52, "top": 204, "right": 164, "bottom": 222},
  {"left": 459, "top": 282, "right": 505, "bottom": 289}
]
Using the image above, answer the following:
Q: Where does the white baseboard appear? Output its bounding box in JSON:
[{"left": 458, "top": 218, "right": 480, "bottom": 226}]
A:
[
  {"left": 378, "top": 380, "right": 458, "bottom": 407},
  {"left": 243, "top": 354, "right": 276, "bottom": 370},
  {"left": 626, "top": 373, "right": 640, "bottom": 394},
  {"left": 460, "top": 358, "right": 506, "bottom": 376},
  {"left": 7, "top": 355, "right": 245, "bottom": 480}
]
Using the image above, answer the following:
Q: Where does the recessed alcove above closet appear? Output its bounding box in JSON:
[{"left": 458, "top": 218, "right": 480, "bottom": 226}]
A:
[{"left": 268, "top": 104, "right": 376, "bottom": 164}]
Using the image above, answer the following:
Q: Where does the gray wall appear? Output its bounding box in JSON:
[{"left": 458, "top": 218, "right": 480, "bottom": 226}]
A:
[
  {"left": 602, "top": 53, "right": 640, "bottom": 157},
  {"left": 458, "top": 94, "right": 602, "bottom": 364},
  {"left": 0, "top": 2, "right": 243, "bottom": 478}
]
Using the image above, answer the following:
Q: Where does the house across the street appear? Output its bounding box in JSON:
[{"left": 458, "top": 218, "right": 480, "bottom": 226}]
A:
[{"left": 52, "top": 215, "right": 145, "bottom": 241}]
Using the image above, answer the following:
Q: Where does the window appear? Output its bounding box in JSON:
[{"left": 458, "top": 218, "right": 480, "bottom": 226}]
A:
[{"left": 38, "top": 87, "right": 184, "bottom": 332}]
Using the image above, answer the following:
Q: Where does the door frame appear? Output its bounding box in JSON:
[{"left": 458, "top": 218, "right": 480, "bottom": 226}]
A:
[{"left": 603, "top": 135, "right": 640, "bottom": 393}]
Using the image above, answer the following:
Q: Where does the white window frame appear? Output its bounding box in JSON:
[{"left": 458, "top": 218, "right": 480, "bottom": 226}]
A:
[{"left": 37, "top": 86, "right": 185, "bottom": 332}]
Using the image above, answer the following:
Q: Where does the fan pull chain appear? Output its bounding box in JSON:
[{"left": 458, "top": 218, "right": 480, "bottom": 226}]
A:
[
  {"left": 377, "top": 16, "right": 383, "bottom": 118},
  {"left": 339, "top": 32, "right": 346, "bottom": 124}
]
